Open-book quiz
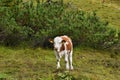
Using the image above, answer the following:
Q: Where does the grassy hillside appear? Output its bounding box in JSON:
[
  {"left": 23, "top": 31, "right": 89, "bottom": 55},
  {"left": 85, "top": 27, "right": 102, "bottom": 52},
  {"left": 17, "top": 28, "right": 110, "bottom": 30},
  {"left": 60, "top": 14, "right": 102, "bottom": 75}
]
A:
[
  {"left": 0, "top": 46, "right": 120, "bottom": 80},
  {"left": 64, "top": 0, "right": 120, "bottom": 29},
  {"left": 22, "top": 0, "right": 120, "bottom": 29}
]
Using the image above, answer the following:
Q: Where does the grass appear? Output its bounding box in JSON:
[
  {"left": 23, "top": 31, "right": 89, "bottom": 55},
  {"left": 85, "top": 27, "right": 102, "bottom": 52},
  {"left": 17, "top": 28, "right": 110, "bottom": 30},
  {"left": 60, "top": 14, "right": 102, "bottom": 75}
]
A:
[{"left": 0, "top": 46, "right": 120, "bottom": 80}]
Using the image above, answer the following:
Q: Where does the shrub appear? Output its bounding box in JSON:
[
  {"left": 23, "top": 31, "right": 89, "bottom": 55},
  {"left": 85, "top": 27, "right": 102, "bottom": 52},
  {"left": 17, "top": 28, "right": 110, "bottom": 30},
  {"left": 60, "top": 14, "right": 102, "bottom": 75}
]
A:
[
  {"left": 0, "top": 0, "right": 119, "bottom": 50},
  {"left": 0, "top": 6, "right": 33, "bottom": 46}
]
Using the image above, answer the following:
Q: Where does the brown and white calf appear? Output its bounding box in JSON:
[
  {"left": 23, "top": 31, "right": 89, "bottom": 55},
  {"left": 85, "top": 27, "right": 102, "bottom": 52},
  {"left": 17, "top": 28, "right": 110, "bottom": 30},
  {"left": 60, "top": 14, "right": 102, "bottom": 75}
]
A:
[{"left": 49, "top": 35, "right": 73, "bottom": 70}]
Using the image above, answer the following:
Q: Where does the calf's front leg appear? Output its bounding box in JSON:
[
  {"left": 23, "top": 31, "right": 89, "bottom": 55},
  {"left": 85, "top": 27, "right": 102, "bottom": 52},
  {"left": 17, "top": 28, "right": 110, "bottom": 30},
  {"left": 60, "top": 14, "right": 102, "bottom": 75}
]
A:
[
  {"left": 54, "top": 51, "right": 61, "bottom": 69},
  {"left": 57, "top": 58, "right": 60, "bottom": 69}
]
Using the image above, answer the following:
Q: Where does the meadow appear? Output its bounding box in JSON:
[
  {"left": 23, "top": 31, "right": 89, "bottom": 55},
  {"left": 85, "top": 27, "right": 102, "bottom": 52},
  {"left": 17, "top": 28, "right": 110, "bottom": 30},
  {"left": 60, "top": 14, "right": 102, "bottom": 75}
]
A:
[{"left": 0, "top": 46, "right": 120, "bottom": 80}]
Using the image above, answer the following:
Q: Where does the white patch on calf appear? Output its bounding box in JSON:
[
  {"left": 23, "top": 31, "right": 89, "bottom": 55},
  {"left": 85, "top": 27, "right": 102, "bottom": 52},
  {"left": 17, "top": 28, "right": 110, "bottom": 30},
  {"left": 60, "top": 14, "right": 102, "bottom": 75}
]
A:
[{"left": 54, "top": 37, "right": 62, "bottom": 53}]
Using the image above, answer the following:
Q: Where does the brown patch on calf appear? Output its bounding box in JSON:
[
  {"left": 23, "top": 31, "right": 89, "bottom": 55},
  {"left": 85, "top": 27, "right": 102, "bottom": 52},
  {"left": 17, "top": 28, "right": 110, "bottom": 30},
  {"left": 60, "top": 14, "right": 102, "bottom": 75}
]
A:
[
  {"left": 60, "top": 36, "right": 72, "bottom": 52},
  {"left": 60, "top": 43, "right": 65, "bottom": 51}
]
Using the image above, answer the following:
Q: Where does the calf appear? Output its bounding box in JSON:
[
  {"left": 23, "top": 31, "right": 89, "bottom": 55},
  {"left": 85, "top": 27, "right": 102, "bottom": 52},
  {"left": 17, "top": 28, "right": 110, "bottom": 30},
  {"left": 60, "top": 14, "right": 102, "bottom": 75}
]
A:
[{"left": 49, "top": 35, "right": 73, "bottom": 70}]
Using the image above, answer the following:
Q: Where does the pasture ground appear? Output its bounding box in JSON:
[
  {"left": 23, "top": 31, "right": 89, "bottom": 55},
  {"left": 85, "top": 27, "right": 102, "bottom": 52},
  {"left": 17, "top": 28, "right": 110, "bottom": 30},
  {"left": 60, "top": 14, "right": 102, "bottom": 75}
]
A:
[{"left": 0, "top": 46, "right": 120, "bottom": 80}]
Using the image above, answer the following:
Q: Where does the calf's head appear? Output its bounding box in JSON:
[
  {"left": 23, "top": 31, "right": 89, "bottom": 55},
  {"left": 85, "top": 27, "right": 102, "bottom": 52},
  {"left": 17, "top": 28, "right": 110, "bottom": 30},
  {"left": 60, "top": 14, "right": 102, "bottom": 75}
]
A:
[{"left": 49, "top": 36, "right": 66, "bottom": 53}]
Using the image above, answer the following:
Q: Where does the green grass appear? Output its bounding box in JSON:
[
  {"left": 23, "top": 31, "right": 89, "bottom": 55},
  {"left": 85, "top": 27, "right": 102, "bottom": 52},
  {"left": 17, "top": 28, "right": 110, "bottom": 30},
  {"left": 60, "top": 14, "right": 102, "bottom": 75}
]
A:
[{"left": 0, "top": 46, "right": 120, "bottom": 80}]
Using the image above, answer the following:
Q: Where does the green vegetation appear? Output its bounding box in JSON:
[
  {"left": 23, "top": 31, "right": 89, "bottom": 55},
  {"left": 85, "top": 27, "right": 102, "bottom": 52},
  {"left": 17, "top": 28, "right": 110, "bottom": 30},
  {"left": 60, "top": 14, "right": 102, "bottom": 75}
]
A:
[
  {"left": 0, "top": 46, "right": 120, "bottom": 80},
  {"left": 0, "top": 0, "right": 119, "bottom": 51}
]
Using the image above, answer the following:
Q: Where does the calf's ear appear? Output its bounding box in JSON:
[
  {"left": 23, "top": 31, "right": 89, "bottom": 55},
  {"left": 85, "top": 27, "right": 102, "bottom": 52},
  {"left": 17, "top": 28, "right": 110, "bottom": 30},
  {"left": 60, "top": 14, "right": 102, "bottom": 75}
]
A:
[
  {"left": 61, "top": 40, "right": 66, "bottom": 44},
  {"left": 49, "top": 38, "right": 53, "bottom": 43}
]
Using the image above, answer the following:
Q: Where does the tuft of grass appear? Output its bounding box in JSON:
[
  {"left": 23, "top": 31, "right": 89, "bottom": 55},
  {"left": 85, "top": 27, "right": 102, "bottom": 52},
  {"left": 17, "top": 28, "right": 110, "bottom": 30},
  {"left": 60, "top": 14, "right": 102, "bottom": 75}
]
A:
[{"left": 0, "top": 73, "right": 7, "bottom": 79}]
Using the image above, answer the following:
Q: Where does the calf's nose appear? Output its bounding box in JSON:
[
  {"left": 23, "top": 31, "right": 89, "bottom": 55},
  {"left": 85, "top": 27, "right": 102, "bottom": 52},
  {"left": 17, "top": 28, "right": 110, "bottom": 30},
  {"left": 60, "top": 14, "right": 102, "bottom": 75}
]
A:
[{"left": 54, "top": 47, "right": 58, "bottom": 51}]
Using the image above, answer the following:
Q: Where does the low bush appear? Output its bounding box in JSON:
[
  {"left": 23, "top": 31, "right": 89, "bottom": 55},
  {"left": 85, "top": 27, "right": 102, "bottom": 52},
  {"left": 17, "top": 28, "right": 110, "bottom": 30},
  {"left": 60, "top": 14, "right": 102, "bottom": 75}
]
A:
[{"left": 0, "top": 0, "right": 119, "bottom": 50}]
